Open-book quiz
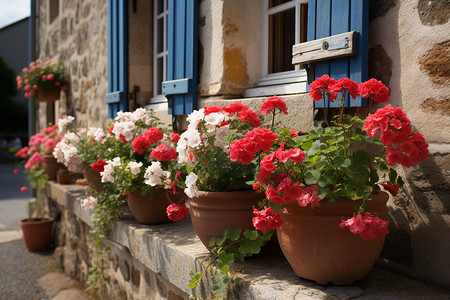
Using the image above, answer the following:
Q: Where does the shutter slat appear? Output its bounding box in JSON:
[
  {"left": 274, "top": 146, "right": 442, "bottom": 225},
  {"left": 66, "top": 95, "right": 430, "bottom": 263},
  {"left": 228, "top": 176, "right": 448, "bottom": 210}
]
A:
[
  {"left": 329, "top": 0, "right": 350, "bottom": 108},
  {"left": 106, "top": 0, "right": 128, "bottom": 118},
  {"left": 349, "top": 0, "right": 368, "bottom": 107},
  {"left": 165, "top": 0, "right": 198, "bottom": 116},
  {"left": 314, "top": 0, "right": 331, "bottom": 108}
]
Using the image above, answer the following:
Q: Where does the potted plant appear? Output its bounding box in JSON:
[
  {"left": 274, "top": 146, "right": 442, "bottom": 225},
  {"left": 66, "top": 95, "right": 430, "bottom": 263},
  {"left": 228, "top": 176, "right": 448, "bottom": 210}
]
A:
[
  {"left": 176, "top": 103, "right": 276, "bottom": 251},
  {"left": 16, "top": 58, "right": 69, "bottom": 102},
  {"left": 19, "top": 199, "right": 54, "bottom": 252},
  {"left": 56, "top": 168, "right": 71, "bottom": 184},
  {"left": 239, "top": 76, "right": 429, "bottom": 285},
  {"left": 99, "top": 108, "right": 188, "bottom": 224}
]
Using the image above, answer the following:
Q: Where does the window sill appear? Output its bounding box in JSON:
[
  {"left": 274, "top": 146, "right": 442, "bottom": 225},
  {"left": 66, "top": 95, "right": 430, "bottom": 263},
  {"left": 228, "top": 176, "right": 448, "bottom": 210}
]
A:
[{"left": 244, "top": 81, "right": 307, "bottom": 97}]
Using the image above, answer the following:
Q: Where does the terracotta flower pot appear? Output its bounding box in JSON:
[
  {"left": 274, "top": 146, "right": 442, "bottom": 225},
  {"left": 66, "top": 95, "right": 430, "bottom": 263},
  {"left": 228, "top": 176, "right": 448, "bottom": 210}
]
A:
[
  {"left": 19, "top": 217, "right": 54, "bottom": 252},
  {"left": 42, "top": 155, "right": 66, "bottom": 180},
  {"left": 277, "top": 192, "right": 389, "bottom": 285},
  {"left": 36, "top": 89, "right": 60, "bottom": 102},
  {"left": 82, "top": 163, "right": 103, "bottom": 192},
  {"left": 188, "top": 190, "right": 264, "bottom": 251},
  {"left": 56, "top": 173, "right": 71, "bottom": 184},
  {"left": 127, "top": 189, "right": 171, "bottom": 224}
]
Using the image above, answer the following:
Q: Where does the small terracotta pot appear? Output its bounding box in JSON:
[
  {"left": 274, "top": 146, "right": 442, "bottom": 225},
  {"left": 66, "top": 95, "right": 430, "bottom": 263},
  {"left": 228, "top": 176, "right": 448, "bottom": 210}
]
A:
[
  {"left": 82, "top": 163, "right": 103, "bottom": 192},
  {"left": 188, "top": 190, "right": 264, "bottom": 251},
  {"left": 56, "top": 173, "right": 71, "bottom": 184},
  {"left": 127, "top": 189, "right": 171, "bottom": 224},
  {"left": 36, "top": 89, "right": 60, "bottom": 102},
  {"left": 42, "top": 155, "right": 65, "bottom": 180},
  {"left": 277, "top": 192, "right": 389, "bottom": 285},
  {"left": 19, "top": 217, "right": 54, "bottom": 252}
]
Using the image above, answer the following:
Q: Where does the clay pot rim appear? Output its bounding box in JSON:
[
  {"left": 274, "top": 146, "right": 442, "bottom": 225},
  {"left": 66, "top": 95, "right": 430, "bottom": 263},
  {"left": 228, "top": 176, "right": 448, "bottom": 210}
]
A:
[
  {"left": 19, "top": 217, "right": 54, "bottom": 224},
  {"left": 197, "top": 189, "right": 258, "bottom": 196}
]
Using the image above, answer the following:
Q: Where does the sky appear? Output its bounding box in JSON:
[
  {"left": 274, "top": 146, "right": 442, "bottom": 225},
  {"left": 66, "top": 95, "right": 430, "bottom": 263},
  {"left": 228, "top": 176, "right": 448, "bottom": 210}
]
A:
[{"left": 0, "top": 0, "right": 30, "bottom": 29}]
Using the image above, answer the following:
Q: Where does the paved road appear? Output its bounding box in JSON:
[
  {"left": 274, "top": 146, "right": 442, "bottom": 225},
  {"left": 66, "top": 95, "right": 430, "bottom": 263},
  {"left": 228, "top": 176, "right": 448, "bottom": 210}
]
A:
[{"left": 0, "top": 164, "right": 29, "bottom": 232}]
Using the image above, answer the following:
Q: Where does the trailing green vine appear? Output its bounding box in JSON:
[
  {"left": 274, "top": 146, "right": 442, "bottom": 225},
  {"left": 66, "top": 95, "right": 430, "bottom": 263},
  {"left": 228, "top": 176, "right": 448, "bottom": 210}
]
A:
[{"left": 189, "top": 228, "right": 273, "bottom": 300}]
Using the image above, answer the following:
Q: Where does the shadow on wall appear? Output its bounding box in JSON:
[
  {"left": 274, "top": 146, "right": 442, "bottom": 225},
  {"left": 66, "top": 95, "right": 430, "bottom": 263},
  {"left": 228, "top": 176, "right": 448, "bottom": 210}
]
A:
[{"left": 381, "top": 150, "right": 450, "bottom": 288}]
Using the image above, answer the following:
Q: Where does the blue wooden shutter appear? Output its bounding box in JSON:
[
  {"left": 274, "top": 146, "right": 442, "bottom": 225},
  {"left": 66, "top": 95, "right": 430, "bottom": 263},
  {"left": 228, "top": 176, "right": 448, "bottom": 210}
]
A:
[
  {"left": 106, "top": 0, "right": 128, "bottom": 118},
  {"left": 308, "top": 0, "right": 369, "bottom": 108},
  {"left": 162, "top": 0, "right": 199, "bottom": 116}
]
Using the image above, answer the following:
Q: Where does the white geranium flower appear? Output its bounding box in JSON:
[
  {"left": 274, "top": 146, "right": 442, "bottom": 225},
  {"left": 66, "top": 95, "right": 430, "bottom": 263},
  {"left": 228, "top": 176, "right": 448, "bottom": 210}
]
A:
[
  {"left": 57, "top": 115, "right": 75, "bottom": 133},
  {"left": 112, "top": 121, "right": 135, "bottom": 141},
  {"left": 110, "top": 157, "right": 122, "bottom": 167},
  {"left": 126, "top": 161, "right": 143, "bottom": 175},
  {"left": 184, "top": 172, "right": 199, "bottom": 198},
  {"left": 186, "top": 108, "right": 205, "bottom": 130},
  {"left": 81, "top": 196, "right": 98, "bottom": 209},
  {"left": 214, "top": 125, "right": 231, "bottom": 149},
  {"left": 183, "top": 129, "right": 202, "bottom": 148},
  {"left": 101, "top": 163, "right": 115, "bottom": 182},
  {"left": 143, "top": 162, "right": 170, "bottom": 186},
  {"left": 204, "top": 112, "right": 225, "bottom": 127}
]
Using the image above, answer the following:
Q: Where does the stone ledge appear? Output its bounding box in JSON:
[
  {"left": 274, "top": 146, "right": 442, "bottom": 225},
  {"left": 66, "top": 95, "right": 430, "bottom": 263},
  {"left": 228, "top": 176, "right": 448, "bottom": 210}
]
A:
[{"left": 47, "top": 182, "right": 450, "bottom": 299}]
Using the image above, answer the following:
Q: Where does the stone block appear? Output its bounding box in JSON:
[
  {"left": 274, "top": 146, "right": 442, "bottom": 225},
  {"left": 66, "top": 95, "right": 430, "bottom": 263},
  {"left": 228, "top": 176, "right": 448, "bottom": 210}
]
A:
[{"left": 131, "top": 265, "right": 141, "bottom": 287}]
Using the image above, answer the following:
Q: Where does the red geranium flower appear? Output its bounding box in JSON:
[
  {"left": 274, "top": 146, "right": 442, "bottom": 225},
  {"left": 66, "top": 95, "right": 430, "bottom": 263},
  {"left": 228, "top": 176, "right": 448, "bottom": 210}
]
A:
[
  {"left": 380, "top": 182, "right": 399, "bottom": 196},
  {"left": 132, "top": 135, "right": 151, "bottom": 154},
  {"left": 150, "top": 144, "right": 177, "bottom": 161},
  {"left": 252, "top": 206, "right": 283, "bottom": 233},
  {"left": 329, "top": 77, "right": 360, "bottom": 99},
  {"left": 170, "top": 132, "right": 181, "bottom": 143},
  {"left": 91, "top": 159, "right": 108, "bottom": 172},
  {"left": 166, "top": 203, "right": 189, "bottom": 222},
  {"left": 340, "top": 212, "right": 389, "bottom": 240},
  {"left": 358, "top": 78, "right": 390, "bottom": 103},
  {"left": 144, "top": 127, "right": 164, "bottom": 144},
  {"left": 259, "top": 96, "right": 288, "bottom": 115},
  {"left": 309, "top": 74, "right": 338, "bottom": 102}
]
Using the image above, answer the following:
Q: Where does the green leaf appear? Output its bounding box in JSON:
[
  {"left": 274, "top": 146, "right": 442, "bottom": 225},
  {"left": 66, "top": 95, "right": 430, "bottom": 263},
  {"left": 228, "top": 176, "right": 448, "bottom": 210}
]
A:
[
  {"left": 188, "top": 272, "right": 202, "bottom": 288},
  {"left": 243, "top": 229, "right": 258, "bottom": 240},
  {"left": 389, "top": 168, "right": 397, "bottom": 183},
  {"left": 397, "top": 176, "right": 404, "bottom": 187},
  {"left": 224, "top": 228, "right": 242, "bottom": 241},
  {"left": 209, "top": 237, "right": 217, "bottom": 247},
  {"left": 307, "top": 140, "right": 322, "bottom": 156},
  {"left": 353, "top": 149, "right": 371, "bottom": 165},
  {"left": 305, "top": 170, "right": 320, "bottom": 185}
]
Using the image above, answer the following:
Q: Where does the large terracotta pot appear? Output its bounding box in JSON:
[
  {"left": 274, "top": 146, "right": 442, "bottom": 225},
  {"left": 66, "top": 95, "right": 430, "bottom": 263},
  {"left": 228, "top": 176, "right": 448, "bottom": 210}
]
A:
[
  {"left": 188, "top": 190, "right": 264, "bottom": 251},
  {"left": 127, "top": 189, "right": 171, "bottom": 224},
  {"left": 82, "top": 163, "right": 103, "bottom": 192},
  {"left": 42, "top": 155, "right": 65, "bottom": 180},
  {"left": 19, "top": 217, "right": 54, "bottom": 252},
  {"left": 277, "top": 192, "right": 389, "bottom": 285},
  {"left": 36, "top": 89, "right": 60, "bottom": 102}
]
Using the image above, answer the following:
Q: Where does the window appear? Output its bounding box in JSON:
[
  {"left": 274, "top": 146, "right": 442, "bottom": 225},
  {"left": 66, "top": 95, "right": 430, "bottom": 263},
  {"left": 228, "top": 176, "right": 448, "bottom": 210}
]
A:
[
  {"left": 245, "top": 0, "right": 308, "bottom": 97},
  {"left": 152, "top": 0, "right": 168, "bottom": 103}
]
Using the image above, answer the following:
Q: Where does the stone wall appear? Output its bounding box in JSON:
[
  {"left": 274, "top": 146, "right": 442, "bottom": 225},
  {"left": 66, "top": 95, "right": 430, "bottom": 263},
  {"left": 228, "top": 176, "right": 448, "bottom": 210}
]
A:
[
  {"left": 45, "top": 185, "right": 188, "bottom": 300},
  {"left": 368, "top": 0, "right": 450, "bottom": 287},
  {"left": 35, "top": 0, "right": 109, "bottom": 130}
]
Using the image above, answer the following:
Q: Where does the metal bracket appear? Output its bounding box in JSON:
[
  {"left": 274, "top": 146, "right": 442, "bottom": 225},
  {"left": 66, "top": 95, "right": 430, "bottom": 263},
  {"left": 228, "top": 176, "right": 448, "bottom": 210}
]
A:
[{"left": 323, "top": 37, "right": 349, "bottom": 51}]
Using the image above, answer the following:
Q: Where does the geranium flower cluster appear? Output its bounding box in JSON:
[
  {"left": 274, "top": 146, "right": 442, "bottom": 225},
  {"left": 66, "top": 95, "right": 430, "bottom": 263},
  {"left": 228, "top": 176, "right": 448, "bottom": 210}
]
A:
[
  {"left": 16, "top": 58, "right": 69, "bottom": 98},
  {"left": 177, "top": 103, "right": 267, "bottom": 193},
  {"left": 309, "top": 75, "right": 389, "bottom": 104},
  {"left": 228, "top": 77, "right": 429, "bottom": 241},
  {"left": 363, "top": 105, "right": 428, "bottom": 167},
  {"left": 16, "top": 123, "right": 61, "bottom": 170}
]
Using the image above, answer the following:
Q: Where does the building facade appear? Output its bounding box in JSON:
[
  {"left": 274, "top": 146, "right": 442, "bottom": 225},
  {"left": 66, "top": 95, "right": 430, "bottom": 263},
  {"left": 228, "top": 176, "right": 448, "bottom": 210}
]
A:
[{"left": 33, "top": 0, "right": 450, "bottom": 289}]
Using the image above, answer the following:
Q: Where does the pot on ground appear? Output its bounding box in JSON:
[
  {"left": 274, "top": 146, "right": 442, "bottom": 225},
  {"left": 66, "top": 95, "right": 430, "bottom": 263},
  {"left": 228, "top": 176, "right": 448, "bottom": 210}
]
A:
[{"left": 19, "top": 217, "right": 54, "bottom": 252}]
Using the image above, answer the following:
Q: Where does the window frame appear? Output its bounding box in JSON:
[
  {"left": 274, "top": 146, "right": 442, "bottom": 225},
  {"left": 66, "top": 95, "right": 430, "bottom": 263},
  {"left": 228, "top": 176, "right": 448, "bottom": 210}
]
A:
[
  {"left": 151, "top": 0, "right": 169, "bottom": 104},
  {"left": 245, "top": 0, "right": 308, "bottom": 97}
]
